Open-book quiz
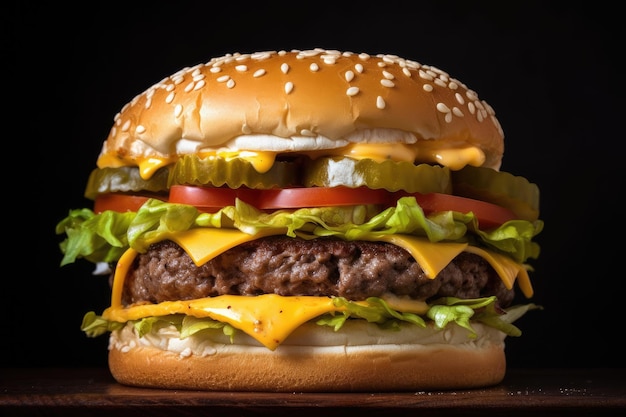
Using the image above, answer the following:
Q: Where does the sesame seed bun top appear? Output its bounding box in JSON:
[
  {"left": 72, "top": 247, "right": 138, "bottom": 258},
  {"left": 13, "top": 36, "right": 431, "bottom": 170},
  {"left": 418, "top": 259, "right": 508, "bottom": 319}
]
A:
[{"left": 98, "top": 49, "right": 504, "bottom": 173}]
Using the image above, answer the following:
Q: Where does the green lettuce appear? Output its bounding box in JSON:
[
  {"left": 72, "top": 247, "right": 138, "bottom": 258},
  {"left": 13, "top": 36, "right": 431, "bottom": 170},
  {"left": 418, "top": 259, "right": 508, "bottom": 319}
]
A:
[
  {"left": 57, "top": 197, "right": 543, "bottom": 266},
  {"left": 81, "top": 296, "right": 542, "bottom": 341}
]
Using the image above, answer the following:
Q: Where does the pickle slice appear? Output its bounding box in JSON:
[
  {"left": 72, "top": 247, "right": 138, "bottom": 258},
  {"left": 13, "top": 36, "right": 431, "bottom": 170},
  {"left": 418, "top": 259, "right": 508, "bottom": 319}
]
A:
[
  {"left": 169, "top": 155, "right": 298, "bottom": 189},
  {"left": 84, "top": 166, "right": 170, "bottom": 200},
  {"left": 303, "top": 157, "right": 452, "bottom": 194},
  {"left": 451, "top": 165, "right": 540, "bottom": 221}
]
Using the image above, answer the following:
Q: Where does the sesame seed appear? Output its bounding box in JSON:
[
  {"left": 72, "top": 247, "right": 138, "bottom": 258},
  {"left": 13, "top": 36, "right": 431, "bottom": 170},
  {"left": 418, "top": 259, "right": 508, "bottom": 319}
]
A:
[
  {"left": 468, "top": 102, "right": 476, "bottom": 114},
  {"left": 355, "top": 63, "right": 364, "bottom": 73},
  {"left": 445, "top": 113, "right": 452, "bottom": 123},
  {"left": 174, "top": 104, "right": 183, "bottom": 118},
  {"left": 253, "top": 69, "right": 266, "bottom": 77},
  {"left": 136, "top": 125, "right": 146, "bottom": 134},
  {"left": 382, "top": 70, "right": 394, "bottom": 80},
  {"left": 345, "top": 70, "right": 355, "bottom": 82},
  {"left": 285, "top": 81, "right": 294, "bottom": 94},
  {"left": 452, "top": 107, "right": 464, "bottom": 117},
  {"left": 380, "top": 79, "right": 395, "bottom": 88},
  {"left": 436, "top": 103, "right": 451, "bottom": 113},
  {"left": 121, "top": 120, "right": 131, "bottom": 132},
  {"left": 299, "top": 50, "right": 320, "bottom": 58},
  {"left": 193, "top": 80, "right": 205, "bottom": 90},
  {"left": 242, "top": 124, "right": 252, "bottom": 134},
  {"left": 281, "top": 63, "right": 290, "bottom": 74},
  {"left": 346, "top": 86, "right": 359, "bottom": 96},
  {"left": 376, "top": 96, "right": 386, "bottom": 109},
  {"left": 253, "top": 51, "right": 274, "bottom": 59},
  {"left": 322, "top": 55, "right": 337, "bottom": 65},
  {"left": 217, "top": 75, "right": 229, "bottom": 83},
  {"left": 310, "top": 63, "right": 319, "bottom": 72},
  {"left": 419, "top": 70, "right": 433, "bottom": 81},
  {"left": 300, "top": 129, "right": 314, "bottom": 136},
  {"left": 184, "top": 82, "right": 194, "bottom": 92},
  {"left": 448, "top": 81, "right": 459, "bottom": 90},
  {"left": 455, "top": 93, "right": 465, "bottom": 105},
  {"left": 423, "top": 84, "right": 433, "bottom": 92},
  {"left": 434, "top": 79, "right": 447, "bottom": 88},
  {"left": 209, "top": 67, "right": 222, "bottom": 73},
  {"left": 165, "top": 91, "right": 175, "bottom": 103},
  {"left": 226, "top": 79, "right": 235, "bottom": 89},
  {"left": 402, "top": 68, "right": 411, "bottom": 77},
  {"left": 235, "top": 65, "right": 248, "bottom": 72}
]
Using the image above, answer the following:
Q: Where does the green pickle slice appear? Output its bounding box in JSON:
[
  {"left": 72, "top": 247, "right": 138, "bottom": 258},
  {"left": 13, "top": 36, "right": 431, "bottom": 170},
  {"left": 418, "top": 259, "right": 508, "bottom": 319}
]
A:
[
  {"left": 169, "top": 155, "right": 298, "bottom": 189},
  {"left": 303, "top": 157, "right": 452, "bottom": 194},
  {"left": 451, "top": 165, "right": 540, "bottom": 221},
  {"left": 84, "top": 166, "right": 170, "bottom": 200}
]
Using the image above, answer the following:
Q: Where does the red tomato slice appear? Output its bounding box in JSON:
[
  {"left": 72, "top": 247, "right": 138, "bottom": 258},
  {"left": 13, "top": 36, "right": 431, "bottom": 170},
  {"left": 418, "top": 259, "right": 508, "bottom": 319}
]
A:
[
  {"left": 394, "top": 192, "right": 517, "bottom": 229},
  {"left": 168, "top": 185, "right": 257, "bottom": 212},
  {"left": 256, "top": 186, "right": 390, "bottom": 209},
  {"left": 93, "top": 194, "right": 151, "bottom": 213},
  {"left": 113, "top": 185, "right": 515, "bottom": 229}
]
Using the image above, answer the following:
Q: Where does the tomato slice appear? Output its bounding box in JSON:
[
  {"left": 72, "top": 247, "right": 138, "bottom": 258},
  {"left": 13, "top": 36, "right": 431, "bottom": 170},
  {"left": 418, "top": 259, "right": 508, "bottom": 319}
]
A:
[
  {"left": 93, "top": 194, "right": 152, "bottom": 213},
  {"left": 111, "top": 185, "right": 515, "bottom": 229},
  {"left": 256, "top": 186, "right": 390, "bottom": 209},
  {"left": 168, "top": 185, "right": 257, "bottom": 212},
  {"left": 395, "top": 192, "right": 517, "bottom": 229}
]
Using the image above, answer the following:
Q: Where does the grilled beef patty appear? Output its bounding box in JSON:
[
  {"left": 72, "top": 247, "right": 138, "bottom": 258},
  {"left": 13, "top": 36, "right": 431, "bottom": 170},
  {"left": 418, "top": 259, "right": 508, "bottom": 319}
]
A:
[{"left": 121, "top": 236, "right": 515, "bottom": 307}]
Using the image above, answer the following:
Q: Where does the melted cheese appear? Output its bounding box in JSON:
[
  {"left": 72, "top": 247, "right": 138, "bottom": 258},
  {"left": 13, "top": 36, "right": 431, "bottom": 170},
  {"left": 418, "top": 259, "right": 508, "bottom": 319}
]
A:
[
  {"left": 104, "top": 294, "right": 336, "bottom": 350},
  {"left": 98, "top": 142, "right": 485, "bottom": 179},
  {"left": 97, "top": 154, "right": 174, "bottom": 180},
  {"left": 103, "top": 228, "right": 533, "bottom": 349},
  {"left": 214, "top": 150, "right": 277, "bottom": 174}
]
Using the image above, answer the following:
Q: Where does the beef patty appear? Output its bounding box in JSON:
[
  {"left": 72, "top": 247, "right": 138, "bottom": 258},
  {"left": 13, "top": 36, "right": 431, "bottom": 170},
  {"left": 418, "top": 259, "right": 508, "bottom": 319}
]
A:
[{"left": 121, "top": 236, "right": 515, "bottom": 307}]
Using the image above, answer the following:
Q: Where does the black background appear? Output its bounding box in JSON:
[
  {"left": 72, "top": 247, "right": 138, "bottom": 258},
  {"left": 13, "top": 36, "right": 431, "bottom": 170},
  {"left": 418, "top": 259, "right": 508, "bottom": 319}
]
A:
[{"left": 6, "top": 1, "right": 623, "bottom": 370}]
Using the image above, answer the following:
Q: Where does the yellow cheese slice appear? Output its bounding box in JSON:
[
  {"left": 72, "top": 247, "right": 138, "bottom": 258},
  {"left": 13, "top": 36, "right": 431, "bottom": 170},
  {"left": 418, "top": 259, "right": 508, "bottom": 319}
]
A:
[
  {"left": 464, "top": 246, "right": 533, "bottom": 298},
  {"left": 376, "top": 234, "right": 468, "bottom": 278},
  {"left": 168, "top": 228, "right": 278, "bottom": 266},
  {"left": 104, "top": 295, "right": 337, "bottom": 350}
]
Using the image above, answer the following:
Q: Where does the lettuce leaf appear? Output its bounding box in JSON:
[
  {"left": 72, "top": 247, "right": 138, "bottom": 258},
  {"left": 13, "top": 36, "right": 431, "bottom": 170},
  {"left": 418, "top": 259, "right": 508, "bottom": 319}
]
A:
[
  {"left": 81, "top": 296, "right": 540, "bottom": 342},
  {"left": 57, "top": 197, "right": 543, "bottom": 266}
]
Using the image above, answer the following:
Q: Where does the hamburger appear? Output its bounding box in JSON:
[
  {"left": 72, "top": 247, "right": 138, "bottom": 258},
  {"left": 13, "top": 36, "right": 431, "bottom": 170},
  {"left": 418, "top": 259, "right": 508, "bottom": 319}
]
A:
[{"left": 56, "top": 48, "right": 543, "bottom": 391}]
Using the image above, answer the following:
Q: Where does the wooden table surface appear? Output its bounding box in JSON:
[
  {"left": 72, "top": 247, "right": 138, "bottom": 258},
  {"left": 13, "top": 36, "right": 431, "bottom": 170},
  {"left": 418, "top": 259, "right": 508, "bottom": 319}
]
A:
[{"left": 1, "top": 367, "right": 625, "bottom": 416}]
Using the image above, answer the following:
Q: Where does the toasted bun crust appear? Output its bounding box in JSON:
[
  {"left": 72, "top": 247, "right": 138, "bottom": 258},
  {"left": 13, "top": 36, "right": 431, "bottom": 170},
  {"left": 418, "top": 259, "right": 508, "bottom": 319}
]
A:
[
  {"left": 107, "top": 321, "right": 507, "bottom": 391},
  {"left": 99, "top": 49, "right": 504, "bottom": 170}
]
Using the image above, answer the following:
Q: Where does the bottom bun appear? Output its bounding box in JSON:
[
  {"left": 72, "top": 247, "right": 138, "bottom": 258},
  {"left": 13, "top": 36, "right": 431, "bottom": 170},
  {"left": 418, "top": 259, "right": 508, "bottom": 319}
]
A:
[{"left": 108, "top": 320, "right": 507, "bottom": 392}]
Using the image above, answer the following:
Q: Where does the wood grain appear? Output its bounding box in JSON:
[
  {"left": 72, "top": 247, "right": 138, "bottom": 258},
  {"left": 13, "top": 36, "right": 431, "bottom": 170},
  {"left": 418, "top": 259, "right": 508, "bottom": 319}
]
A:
[{"left": 1, "top": 368, "right": 625, "bottom": 416}]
